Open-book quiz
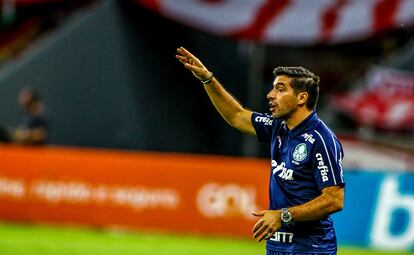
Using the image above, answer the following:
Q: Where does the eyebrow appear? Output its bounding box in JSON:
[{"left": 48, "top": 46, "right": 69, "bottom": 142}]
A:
[{"left": 273, "top": 82, "right": 287, "bottom": 87}]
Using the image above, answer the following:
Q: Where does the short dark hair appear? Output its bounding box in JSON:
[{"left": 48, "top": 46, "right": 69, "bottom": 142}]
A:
[{"left": 273, "top": 66, "right": 320, "bottom": 110}]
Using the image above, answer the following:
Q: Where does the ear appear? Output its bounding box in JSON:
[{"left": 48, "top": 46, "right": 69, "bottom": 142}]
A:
[{"left": 297, "top": 92, "right": 308, "bottom": 106}]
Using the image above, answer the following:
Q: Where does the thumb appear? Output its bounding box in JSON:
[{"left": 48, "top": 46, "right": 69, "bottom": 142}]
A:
[{"left": 252, "top": 210, "right": 266, "bottom": 217}]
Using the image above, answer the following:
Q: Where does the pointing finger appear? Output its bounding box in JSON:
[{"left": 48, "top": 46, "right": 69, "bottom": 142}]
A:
[
  {"left": 176, "top": 55, "right": 190, "bottom": 63},
  {"left": 178, "top": 47, "right": 203, "bottom": 66}
]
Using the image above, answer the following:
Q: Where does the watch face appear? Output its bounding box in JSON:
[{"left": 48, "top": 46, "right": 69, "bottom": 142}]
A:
[
  {"left": 281, "top": 214, "right": 291, "bottom": 222},
  {"left": 281, "top": 209, "right": 292, "bottom": 223}
]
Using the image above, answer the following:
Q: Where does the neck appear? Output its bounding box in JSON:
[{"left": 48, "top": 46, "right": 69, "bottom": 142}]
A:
[{"left": 285, "top": 107, "right": 312, "bottom": 130}]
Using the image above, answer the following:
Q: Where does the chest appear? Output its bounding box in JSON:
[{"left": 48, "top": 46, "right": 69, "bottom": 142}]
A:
[{"left": 270, "top": 129, "right": 314, "bottom": 181}]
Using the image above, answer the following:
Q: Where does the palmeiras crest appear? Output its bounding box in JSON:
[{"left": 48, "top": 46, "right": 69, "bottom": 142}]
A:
[{"left": 293, "top": 143, "right": 307, "bottom": 162}]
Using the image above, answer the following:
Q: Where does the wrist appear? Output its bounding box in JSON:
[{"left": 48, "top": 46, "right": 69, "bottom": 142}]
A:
[
  {"left": 201, "top": 72, "right": 214, "bottom": 85},
  {"left": 280, "top": 208, "right": 293, "bottom": 224}
]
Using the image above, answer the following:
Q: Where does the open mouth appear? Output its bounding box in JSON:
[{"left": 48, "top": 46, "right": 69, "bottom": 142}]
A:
[{"left": 269, "top": 102, "right": 276, "bottom": 113}]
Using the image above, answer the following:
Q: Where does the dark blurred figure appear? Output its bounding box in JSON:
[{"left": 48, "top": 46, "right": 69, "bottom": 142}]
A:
[
  {"left": 11, "top": 88, "right": 49, "bottom": 145},
  {"left": 0, "top": 125, "right": 10, "bottom": 143}
]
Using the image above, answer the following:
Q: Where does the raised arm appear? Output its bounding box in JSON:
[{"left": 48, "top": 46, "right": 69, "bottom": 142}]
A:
[{"left": 176, "top": 47, "right": 255, "bottom": 136}]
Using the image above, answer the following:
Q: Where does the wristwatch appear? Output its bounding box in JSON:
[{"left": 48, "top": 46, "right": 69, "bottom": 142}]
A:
[{"left": 280, "top": 208, "right": 292, "bottom": 224}]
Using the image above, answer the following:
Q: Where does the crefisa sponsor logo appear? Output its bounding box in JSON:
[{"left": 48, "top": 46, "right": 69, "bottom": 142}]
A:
[
  {"left": 196, "top": 183, "right": 258, "bottom": 219},
  {"left": 272, "top": 160, "right": 294, "bottom": 181},
  {"left": 315, "top": 153, "right": 329, "bottom": 182},
  {"left": 301, "top": 133, "right": 315, "bottom": 144},
  {"left": 255, "top": 116, "right": 273, "bottom": 126}
]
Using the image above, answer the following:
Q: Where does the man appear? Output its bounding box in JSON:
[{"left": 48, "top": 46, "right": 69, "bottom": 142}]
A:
[
  {"left": 176, "top": 47, "right": 345, "bottom": 255},
  {"left": 11, "top": 88, "right": 49, "bottom": 145}
]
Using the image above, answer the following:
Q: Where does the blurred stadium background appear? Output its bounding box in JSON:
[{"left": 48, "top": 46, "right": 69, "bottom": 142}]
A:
[{"left": 0, "top": 0, "right": 414, "bottom": 254}]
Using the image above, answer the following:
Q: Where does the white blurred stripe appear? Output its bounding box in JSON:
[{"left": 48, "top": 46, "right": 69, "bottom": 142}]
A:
[
  {"left": 139, "top": 0, "right": 414, "bottom": 45},
  {"left": 263, "top": 0, "right": 332, "bottom": 45},
  {"left": 396, "top": 0, "right": 414, "bottom": 26},
  {"left": 157, "top": 0, "right": 266, "bottom": 35},
  {"left": 330, "top": 0, "right": 378, "bottom": 43}
]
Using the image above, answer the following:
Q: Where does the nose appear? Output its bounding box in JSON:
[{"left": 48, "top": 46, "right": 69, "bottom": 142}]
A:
[{"left": 267, "top": 88, "right": 275, "bottom": 100}]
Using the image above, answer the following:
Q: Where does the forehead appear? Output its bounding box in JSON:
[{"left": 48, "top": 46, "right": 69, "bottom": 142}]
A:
[{"left": 273, "top": 75, "right": 292, "bottom": 87}]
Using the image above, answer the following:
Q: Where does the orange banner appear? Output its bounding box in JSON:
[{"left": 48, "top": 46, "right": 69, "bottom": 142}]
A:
[{"left": 0, "top": 145, "right": 269, "bottom": 237}]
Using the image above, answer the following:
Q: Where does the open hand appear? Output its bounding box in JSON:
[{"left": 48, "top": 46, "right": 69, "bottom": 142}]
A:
[{"left": 175, "top": 47, "right": 212, "bottom": 82}]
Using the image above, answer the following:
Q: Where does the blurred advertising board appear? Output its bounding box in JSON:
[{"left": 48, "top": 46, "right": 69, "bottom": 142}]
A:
[
  {"left": 0, "top": 145, "right": 269, "bottom": 237},
  {"left": 0, "top": 145, "right": 413, "bottom": 251},
  {"left": 335, "top": 139, "right": 414, "bottom": 251},
  {"left": 333, "top": 171, "right": 414, "bottom": 251}
]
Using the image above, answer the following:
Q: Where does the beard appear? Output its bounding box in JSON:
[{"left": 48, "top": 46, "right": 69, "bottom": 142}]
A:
[{"left": 272, "top": 104, "right": 297, "bottom": 120}]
